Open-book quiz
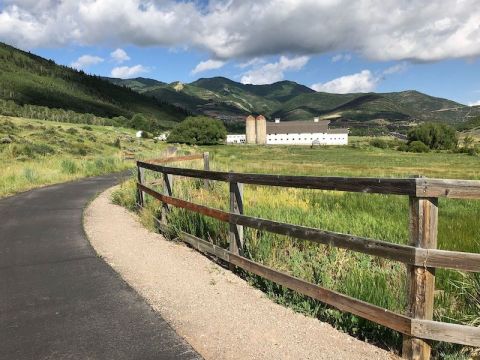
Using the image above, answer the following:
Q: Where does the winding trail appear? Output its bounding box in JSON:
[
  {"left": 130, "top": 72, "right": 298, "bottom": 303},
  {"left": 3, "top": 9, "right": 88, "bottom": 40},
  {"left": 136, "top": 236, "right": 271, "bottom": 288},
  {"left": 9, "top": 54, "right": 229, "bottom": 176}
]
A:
[
  {"left": 85, "top": 187, "right": 399, "bottom": 360},
  {"left": 0, "top": 173, "right": 200, "bottom": 360}
]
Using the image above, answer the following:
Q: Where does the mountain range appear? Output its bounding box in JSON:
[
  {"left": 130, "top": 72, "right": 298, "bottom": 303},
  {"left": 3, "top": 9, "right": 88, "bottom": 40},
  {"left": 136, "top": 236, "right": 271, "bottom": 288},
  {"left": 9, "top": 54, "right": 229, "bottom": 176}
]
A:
[
  {"left": 1, "top": 41, "right": 479, "bottom": 134},
  {"left": 105, "top": 76, "right": 480, "bottom": 133}
]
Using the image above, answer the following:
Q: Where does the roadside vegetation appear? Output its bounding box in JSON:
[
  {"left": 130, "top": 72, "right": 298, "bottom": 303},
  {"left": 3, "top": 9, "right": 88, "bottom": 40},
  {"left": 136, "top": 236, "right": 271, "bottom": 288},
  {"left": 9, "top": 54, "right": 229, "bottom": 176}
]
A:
[
  {"left": 0, "top": 115, "right": 168, "bottom": 197},
  {"left": 167, "top": 116, "right": 227, "bottom": 145},
  {"left": 113, "top": 141, "right": 480, "bottom": 359}
]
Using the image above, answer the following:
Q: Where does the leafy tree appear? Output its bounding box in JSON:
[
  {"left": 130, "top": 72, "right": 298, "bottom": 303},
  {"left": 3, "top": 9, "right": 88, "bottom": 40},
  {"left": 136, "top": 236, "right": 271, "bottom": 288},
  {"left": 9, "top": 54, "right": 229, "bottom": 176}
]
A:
[
  {"left": 130, "top": 113, "right": 149, "bottom": 130},
  {"left": 167, "top": 116, "right": 226, "bottom": 145},
  {"left": 407, "top": 123, "right": 458, "bottom": 150}
]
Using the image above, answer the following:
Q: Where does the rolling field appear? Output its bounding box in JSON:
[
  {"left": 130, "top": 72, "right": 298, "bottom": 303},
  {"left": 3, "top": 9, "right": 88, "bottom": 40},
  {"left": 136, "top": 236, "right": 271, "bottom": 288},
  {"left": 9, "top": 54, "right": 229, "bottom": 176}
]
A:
[
  {"left": 113, "top": 142, "right": 480, "bottom": 359},
  {"left": 0, "top": 115, "right": 168, "bottom": 197}
]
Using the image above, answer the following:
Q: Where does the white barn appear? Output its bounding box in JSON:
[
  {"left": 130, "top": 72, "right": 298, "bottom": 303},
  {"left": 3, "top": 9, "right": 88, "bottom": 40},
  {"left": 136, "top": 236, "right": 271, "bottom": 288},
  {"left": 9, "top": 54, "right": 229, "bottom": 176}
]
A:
[
  {"left": 226, "top": 134, "right": 246, "bottom": 144},
  {"left": 227, "top": 117, "right": 349, "bottom": 145}
]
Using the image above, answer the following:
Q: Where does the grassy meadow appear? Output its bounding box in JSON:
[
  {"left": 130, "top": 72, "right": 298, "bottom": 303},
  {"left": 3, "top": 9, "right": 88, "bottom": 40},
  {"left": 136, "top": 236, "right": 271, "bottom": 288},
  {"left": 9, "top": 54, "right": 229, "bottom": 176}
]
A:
[
  {"left": 0, "top": 115, "right": 169, "bottom": 197},
  {"left": 113, "top": 142, "right": 480, "bottom": 359}
]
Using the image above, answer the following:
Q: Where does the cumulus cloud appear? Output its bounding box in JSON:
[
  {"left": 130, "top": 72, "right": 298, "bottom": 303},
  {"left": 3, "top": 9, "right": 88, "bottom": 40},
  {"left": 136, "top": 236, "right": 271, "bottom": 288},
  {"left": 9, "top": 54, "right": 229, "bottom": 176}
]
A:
[
  {"left": 311, "top": 70, "right": 378, "bottom": 93},
  {"left": 70, "top": 54, "right": 104, "bottom": 69},
  {"left": 1, "top": 1, "right": 480, "bottom": 62},
  {"left": 241, "top": 55, "right": 309, "bottom": 84},
  {"left": 332, "top": 53, "right": 352, "bottom": 63},
  {"left": 110, "top": 48, "right": 130, "bottom": 63},
  {"left": 111, "top": 64, "right": 147, "bottom": 78},
  {"left": 191, "top": 59, "right": 225, "bottom": 74}
]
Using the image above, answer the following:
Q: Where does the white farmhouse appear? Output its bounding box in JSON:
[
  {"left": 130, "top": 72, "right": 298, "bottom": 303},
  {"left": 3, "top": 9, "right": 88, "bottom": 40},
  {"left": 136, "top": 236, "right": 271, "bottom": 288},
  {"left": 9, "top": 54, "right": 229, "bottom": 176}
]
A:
[{"left": 226, "top": 115, "right": 349, "bottom": 145}]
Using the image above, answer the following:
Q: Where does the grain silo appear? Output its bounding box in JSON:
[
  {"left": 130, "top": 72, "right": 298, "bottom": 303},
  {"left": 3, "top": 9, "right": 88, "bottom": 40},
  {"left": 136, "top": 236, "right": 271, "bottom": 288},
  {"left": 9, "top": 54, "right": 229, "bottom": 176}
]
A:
[
  {"left": 245, "top": 115, "right": 256, "bottom": 144},
  {"left": 255, "top": 115, "right": 267, "bottom": 145}
]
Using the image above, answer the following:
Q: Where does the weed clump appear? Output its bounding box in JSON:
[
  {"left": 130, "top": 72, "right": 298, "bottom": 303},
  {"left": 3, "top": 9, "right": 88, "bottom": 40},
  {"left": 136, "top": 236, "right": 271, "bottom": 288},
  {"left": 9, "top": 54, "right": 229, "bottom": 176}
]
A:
[
  {"left": 60, "top": 159, "right": 78, "bottom": 174},
  {"left": 66, "top": 127, "right": 79, "bottom": 135},
  {"left": 22, "top": 167, "right": 37, "bottom": 182}
]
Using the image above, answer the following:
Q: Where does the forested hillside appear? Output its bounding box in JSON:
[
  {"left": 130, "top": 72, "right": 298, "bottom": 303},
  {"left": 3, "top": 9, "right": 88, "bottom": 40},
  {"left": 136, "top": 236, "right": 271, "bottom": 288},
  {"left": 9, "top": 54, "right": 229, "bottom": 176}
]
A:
[
  {"left": 0, "top": 42, "right": 187, "bottom": 130},
  {"left": 109, "top": 76, "right": 480, "bottom": 134}
]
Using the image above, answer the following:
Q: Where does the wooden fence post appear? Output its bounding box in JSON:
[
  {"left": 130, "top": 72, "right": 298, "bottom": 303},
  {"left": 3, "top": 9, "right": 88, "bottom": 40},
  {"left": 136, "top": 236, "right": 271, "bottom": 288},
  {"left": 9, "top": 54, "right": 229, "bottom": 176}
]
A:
[
  {"left": 203, "top": 152, "right": 210, "bottom": 189},
  {"left": 161, "top": 173, "right": 173, "bottom": 224},
  {"left": 402, "top": 194, "right": 438, "bottom": 360},
  {"left": 137, "top": 165, "right": 145, "bottom": 207},
  {"left": 229, "top": 180, "right": 244, "bottom": 256}
]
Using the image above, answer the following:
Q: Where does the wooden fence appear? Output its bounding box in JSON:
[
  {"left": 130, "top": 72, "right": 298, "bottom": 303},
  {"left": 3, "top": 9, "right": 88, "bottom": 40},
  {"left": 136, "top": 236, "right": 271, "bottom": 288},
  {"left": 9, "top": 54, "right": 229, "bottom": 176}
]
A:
[{"left": 135, "top": 153, "right": 480, "bottom": 360}]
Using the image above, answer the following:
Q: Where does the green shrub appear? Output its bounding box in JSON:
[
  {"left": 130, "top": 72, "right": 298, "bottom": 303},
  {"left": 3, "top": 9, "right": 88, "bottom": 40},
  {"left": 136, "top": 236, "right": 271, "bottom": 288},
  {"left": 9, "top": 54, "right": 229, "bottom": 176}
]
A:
[
  {"left": 167, "top": 116, "right": 227, "bottom": 145},
  {"left": 4, "top": 143, "right": 55, "bottom": 158},
  {"left": 369, "top": 138, "right": 389, "bottom": 149},
  {"left": 130, "top": 113, "right": 149, "bottom": 130},
  {"left": 113, "top": 138, "right": 121, "bottom": 148},
  {"left": 82, "top": 125, "right": 93, "bottom": 131},
  {"left": 60, "top": 159, "right": 78, "bottom": 174},
  {"left": 66, "top": 127, "right": 79, "bottom": 135},
  {"left": 407, "top": 123, "right": 458, "bottom": 150},
  {"left": 408, "top": 140, "right": 430, "bottom": 153},
  {"left": 44, "top": 127, "right": 57, "bottom": 135}
]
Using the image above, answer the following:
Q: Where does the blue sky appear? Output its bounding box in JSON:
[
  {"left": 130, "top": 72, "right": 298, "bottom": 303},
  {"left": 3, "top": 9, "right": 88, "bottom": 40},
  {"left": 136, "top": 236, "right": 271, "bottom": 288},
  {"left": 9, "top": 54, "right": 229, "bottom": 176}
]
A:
[{"left": 1, "top": 1, "right": 479, "bottom": 105}]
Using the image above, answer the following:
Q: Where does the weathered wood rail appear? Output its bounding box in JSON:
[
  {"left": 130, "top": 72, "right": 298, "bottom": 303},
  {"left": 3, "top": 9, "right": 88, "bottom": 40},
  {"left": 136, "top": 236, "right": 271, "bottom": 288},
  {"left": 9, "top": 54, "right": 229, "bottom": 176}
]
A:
[{"left": 135, "top": 153, "right": 480, "bottom": 359}]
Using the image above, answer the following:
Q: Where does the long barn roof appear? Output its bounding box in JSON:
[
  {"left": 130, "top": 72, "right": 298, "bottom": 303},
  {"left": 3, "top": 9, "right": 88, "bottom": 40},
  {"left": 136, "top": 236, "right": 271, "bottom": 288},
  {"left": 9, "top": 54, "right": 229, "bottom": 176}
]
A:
[{"left": 265, "top": 120, "right": 348, "bottom": 134}]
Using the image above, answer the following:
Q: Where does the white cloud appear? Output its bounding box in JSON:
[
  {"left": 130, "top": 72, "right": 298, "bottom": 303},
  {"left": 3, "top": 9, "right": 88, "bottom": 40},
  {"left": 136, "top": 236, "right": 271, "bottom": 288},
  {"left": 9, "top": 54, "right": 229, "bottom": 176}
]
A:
[
  {"left": 110, "top": 48, "right": 130, "bottom": 63},
  {"left": 111, "top": 64, "right": 147, "bottom": 78},
  {"left": 241, "top": 56, "right": 309, "bottom": 85},
  {"left": 191, "top": 59, "right": 225, "bottom": 74},
  {"left": 383, "top": 62, "right": 408, "bottom": 75},
  {"left": 469, "top": 100, "right": 480, "bottom": 106},
  {"left": 237, "top": 58, "right": 266, "bottom": 69},
  {"left": 70, "top": 54, "right": 104, "bottom": 69},
  {"left": 311, "top": 70, "right": 378, "bottom": 93},
  {"left": 1, "top": 1, "right": 480, "bottom": 62},
  {"left": 332, "top": 53, "right": 352, "bottom": 62}
]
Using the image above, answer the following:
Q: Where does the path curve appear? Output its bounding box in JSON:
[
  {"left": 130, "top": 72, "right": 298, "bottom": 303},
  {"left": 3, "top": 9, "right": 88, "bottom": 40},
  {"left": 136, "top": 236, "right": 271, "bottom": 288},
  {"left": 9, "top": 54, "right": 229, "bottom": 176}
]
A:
[
  {"left": 85, "top": 187, "right": 399, "bottom": 360},
  {"left": 0, "top": 173, "right": 200, "bottom": 360}
]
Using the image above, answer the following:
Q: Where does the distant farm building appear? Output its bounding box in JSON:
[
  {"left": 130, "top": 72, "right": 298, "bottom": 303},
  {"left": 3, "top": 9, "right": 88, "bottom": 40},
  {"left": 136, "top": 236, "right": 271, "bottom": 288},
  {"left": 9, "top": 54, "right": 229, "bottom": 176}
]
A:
[{"left": 226, "top": 115, "right": 349, "bottom": 145}]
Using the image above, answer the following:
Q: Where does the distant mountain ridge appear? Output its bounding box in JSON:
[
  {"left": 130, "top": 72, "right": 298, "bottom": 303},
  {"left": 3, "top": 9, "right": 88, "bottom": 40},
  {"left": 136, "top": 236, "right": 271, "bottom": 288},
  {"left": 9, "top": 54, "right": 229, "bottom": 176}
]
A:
[
  {"left": 1, "top": 40, "right": 478, "bottom": 134},
  {"left": 107, "top": 76, "right": 480, "bottom": 133}
]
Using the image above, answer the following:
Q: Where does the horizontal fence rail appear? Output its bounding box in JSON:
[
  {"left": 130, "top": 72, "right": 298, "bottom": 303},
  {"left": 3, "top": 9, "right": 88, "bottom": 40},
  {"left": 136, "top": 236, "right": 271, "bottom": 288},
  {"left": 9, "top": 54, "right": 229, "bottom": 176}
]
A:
[
  {"left": 135, "top": 156, "right": 480, "bottom": 359},
  {"left": 137, "top": 184, "right": 480, "bottom": 273},
  {"left": 137, "top": 160, "right": 480, "bottom": 199}
]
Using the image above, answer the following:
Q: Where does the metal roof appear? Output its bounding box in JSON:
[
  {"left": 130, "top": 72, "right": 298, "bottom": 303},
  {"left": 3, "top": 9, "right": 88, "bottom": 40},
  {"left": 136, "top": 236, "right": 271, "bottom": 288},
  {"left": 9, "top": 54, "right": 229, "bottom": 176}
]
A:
[{"left": 265, "top": 120, "right": 348, "bottom": 134}]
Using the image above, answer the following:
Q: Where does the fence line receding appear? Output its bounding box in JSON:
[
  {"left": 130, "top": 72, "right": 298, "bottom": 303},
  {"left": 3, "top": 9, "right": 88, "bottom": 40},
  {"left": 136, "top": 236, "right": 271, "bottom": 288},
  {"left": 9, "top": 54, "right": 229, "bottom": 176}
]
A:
[{"left": 135, "top": 153, "right": 480, "bottom": 360}]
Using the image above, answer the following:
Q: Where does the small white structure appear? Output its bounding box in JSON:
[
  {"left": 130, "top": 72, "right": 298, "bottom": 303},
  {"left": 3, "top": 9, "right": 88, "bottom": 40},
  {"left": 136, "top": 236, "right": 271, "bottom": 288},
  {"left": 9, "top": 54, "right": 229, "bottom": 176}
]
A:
[
  {"left": 227, "top": 116, "right": 349, "bottom": 146},
  {"left": 226, "top": 134, "right": 246, "bottom": 144},
  {"left": 154, "top": 132, "right": 169, "bottom": 141},
  {"left": 136, "top": 130, "right": 144, "bottom": 138}
]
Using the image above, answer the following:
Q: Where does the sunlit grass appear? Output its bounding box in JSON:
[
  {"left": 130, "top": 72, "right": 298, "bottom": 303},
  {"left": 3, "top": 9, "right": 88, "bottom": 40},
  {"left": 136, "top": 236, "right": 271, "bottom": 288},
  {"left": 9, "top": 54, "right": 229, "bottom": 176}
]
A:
[
  {"left": 0, "top": 115, "right": 171, "bottom": 197},
  {"left": 113, "top": 143, "right": 480, "bottom": 358}
]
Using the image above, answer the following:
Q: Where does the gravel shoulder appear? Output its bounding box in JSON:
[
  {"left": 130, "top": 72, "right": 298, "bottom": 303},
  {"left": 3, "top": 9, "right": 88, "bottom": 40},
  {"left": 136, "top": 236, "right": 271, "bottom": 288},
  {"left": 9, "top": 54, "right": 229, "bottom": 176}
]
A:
[{"left": 84, "top": 187, "right": 399, "bottom": 360}]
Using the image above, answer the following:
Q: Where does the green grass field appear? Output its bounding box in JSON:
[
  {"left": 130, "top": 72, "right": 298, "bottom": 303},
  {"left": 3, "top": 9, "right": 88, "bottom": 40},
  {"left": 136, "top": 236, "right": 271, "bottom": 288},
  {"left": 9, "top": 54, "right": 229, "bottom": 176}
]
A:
[
  {"left": 113, "top": 142, "right": 480, "bottom": 359},
  {"left": 0, "top": 115, "right": 170, "bottom": 197}
]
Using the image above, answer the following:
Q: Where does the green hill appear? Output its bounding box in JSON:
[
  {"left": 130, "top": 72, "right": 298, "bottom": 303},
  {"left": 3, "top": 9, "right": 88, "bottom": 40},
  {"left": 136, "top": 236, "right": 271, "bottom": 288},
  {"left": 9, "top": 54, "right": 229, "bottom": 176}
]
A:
[
  {"left": 108, "top": 76, "right": 480, "bottom": 133},
  {"left": 0, "top": 42, "right": 186, "bottom": 130}
]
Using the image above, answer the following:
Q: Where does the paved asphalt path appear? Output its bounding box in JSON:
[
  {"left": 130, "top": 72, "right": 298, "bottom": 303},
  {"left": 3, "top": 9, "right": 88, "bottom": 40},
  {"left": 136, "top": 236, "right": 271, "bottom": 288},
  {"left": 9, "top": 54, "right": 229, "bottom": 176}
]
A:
[{"left": 0, "top": 173, "right": 200, "bottom": 360}]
